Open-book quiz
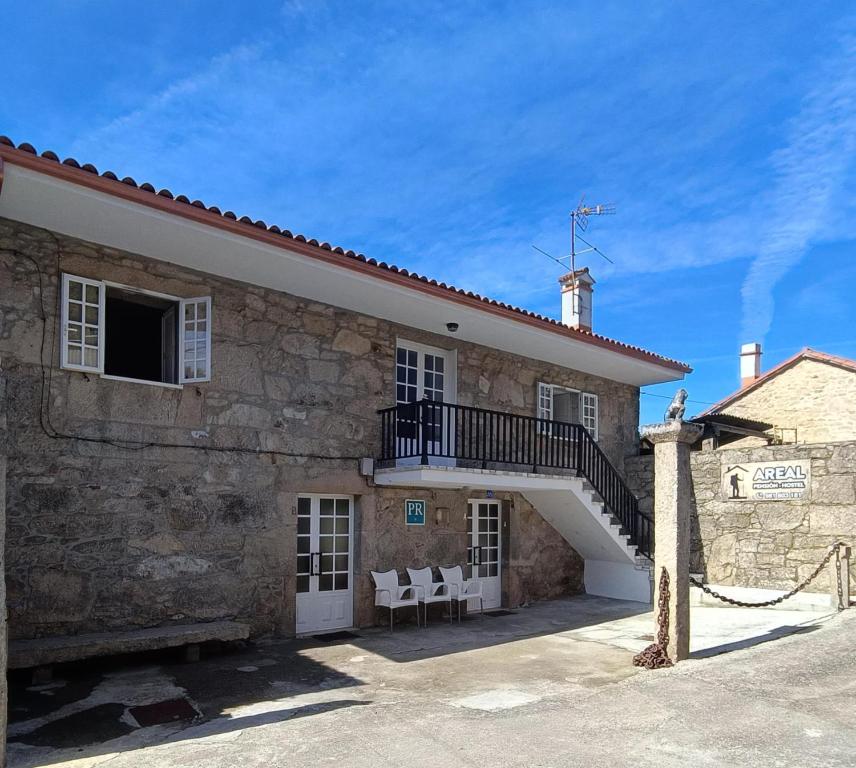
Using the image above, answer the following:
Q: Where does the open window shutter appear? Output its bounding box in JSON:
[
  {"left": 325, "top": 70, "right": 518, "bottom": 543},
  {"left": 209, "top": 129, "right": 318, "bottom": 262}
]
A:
[
  {"left": 537, "top": 382, "right": 552, "bottom": 434},
  {"left": 179, "top": 297, "right": 212, "bottom": 383},
  {"left": 61, "top": 273, "right": 104, "bottom": 373},
  {"left": 581, "top": 393, "right": 599, "bottom": 440},
  {"left": 537, "top": 382, "right": 552, "bottom": 420}
]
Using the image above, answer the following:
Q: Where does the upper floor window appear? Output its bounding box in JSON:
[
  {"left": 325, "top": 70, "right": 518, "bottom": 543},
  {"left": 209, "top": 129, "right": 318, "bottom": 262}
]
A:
[
  {"left": 61, "top": 273, "right": 211, "bottom": 385},
  {"left": 537, "top": 382, "right": 599, "bottom": 440}
]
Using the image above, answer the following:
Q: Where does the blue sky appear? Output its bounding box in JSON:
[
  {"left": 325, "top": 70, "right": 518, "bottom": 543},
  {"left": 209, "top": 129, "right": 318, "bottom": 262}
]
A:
[{"left": 3, "top": 2, "right": 855, "bottom": 424}]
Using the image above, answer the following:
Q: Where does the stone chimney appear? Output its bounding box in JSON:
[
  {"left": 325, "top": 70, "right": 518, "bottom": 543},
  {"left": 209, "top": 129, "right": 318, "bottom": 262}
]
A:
[
  {"left": 740, "top": 342, "right": 762, "bottom": 387},
  {"left": 559, "top": 268, "right": 595, "bottom": 331}
]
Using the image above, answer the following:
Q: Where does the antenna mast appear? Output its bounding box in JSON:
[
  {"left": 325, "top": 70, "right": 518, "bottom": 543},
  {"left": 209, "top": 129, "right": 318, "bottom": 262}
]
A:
[
  {"left": 531, "top": 198, "right": 617, "bottom": 326},
  {"left": 570, "top": 198, "right": 616, "bottom": 275},
  {"left": 568, "top": 198, "right": 615, "bottom": 321}
]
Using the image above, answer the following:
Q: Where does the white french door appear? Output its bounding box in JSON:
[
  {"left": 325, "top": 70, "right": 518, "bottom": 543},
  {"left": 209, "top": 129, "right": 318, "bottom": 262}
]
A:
[
  {"left": 295, "top": 495, "right": 354, "bottom": 634},
  {"left": 395, "top": 340, "right": 455, "bottom": 464},
  {"left": 467, "top": 500, "right": 502, "bottom": 610}
]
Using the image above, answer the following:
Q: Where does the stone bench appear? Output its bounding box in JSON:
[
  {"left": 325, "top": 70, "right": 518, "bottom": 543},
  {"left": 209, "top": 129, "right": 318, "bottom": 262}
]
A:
[{"left": 9, "top": 620, "right": 250, "bottom": 678}]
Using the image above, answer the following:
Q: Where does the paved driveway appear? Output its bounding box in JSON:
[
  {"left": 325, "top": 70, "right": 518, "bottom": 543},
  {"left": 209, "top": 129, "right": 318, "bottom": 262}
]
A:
[{"left": 7, "top": 596, "right": 852, "bottom": 768}]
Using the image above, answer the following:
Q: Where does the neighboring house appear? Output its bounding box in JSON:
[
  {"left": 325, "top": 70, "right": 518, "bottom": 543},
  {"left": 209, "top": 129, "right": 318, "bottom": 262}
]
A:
[
  {"left": 629, "top": 342, "right": 856, "bottom": 596},
  {"left": 0, "top": 137, "right": 688, "bottom": 645},
  {"left": 697, "top": 344, "right": 856, "bottom": 447}
]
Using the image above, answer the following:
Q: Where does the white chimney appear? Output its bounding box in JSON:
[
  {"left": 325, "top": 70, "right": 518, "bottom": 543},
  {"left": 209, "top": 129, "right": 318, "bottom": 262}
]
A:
[
  {"left": 559, "top": 268, "right": 595, "bottom": 331},
  {"left": 740, "top": 342, "right": 762, "bottom": 387}
]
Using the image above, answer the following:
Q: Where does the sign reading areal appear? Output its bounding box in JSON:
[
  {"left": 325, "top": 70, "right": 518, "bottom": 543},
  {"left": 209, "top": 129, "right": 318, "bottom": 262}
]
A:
[
  {"left": 405, "top": 499, "right": 426, "bottom": 525},
  {"left": 721, "top": 459, "right": 811, "bottom": 501}
]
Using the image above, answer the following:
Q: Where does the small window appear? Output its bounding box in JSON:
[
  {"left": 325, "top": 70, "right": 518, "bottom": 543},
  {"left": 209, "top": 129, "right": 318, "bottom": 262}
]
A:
[
  {"left": 553, "top": 388, "right": 580, "bottom": 423},
  {"left": 105, "top": 287, "right": 178, "bottom": 383},
  {"left": 537, "top": 382, "right": 597, "bottom": 439},
  {"left": 61, "top": 274, "right": 211, "bottom": 385}
]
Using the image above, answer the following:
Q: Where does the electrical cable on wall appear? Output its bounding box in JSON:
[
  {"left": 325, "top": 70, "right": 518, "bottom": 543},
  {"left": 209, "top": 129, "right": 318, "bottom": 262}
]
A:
[
  {"left": 641, "top": 390, "right": 714, "bottom": 407},
  {"left": 1, "top": 238, "right": 365, "bottom": 462}
]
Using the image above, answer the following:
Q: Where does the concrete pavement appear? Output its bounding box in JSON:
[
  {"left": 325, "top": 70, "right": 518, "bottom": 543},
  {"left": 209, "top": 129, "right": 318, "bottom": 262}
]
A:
[{"left": 7, "top": 596, "right": 853, "bottom": 768}]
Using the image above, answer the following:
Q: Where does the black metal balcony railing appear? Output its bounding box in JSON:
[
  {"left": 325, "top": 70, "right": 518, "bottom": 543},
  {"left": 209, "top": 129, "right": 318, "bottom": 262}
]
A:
[{"left": 378, "top": 400, "right": 653, "bottom": 560}]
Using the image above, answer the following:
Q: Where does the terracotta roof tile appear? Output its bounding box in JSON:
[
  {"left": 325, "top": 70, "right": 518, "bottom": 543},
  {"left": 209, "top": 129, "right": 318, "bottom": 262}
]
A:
[{"left": 0, "top": 135, "right": 691, "bottom": 373}]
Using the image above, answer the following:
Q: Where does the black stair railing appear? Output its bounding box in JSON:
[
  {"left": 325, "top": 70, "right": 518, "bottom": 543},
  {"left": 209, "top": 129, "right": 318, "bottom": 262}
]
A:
[{"left": 377, "top": 400, "right": 653, "bottom": 560}]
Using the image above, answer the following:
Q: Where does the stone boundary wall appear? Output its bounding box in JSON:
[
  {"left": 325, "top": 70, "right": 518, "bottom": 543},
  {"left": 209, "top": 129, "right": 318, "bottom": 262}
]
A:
[
  {"left": 626, "top": 442, "right": 856, "bottom": 592},
  {"left": 0, "top": 372, "right": 8, "bottom": 764}
]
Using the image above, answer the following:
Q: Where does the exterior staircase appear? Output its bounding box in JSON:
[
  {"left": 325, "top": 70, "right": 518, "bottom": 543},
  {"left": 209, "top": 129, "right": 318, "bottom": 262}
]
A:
[
  {"left": 522, "top": 478, "right": 653, "bottom": 603},
  {"left": 376, "top": 400, "right": 654, "bottom": 603}
]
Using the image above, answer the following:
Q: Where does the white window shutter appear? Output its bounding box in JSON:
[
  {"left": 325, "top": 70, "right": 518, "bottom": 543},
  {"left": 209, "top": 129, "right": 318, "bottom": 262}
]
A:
[
  {"left": 581, "top": 392, "right": 599, "bottom": 440},
  {"left": 179, "top": 297, "right": 212, "bottom": 383},
  {"left": 61, "top": 273, "right": 104, "bottom": 373},
  {"left": 537, "top": 382, "right": 552, "bottom": 420}
]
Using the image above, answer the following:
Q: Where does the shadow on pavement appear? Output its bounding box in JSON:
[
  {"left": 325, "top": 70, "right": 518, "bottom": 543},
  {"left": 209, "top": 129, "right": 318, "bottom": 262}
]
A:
[{"left": 690, "top": 621, "right": 822, "bottom": 658}]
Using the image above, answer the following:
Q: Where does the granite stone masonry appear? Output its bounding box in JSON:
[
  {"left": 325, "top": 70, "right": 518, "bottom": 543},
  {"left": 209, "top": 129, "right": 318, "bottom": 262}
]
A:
[
  {"left": 626, "top": 441, "right": 856, "bottom": 592},
  {"left": 0, "top": 217, "right": 622, "bottom": 640},
  {"left": 0, "top": 374, "right": 8, "bottom": 767},
  {"left": 720, "top": 357, "right": 856, "bottom": 445}
]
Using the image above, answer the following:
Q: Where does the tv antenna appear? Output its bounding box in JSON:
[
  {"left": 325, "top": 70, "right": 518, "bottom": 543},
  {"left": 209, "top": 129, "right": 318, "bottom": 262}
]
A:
[
  {"left": 531, "top": 198, "right": 617, "bottom": 326},
  {"left": 531, "top": 197, "right": 616, "bottom": 274},
  {"left": 570, "top": 197, "right": 616, "bottom": 275}
]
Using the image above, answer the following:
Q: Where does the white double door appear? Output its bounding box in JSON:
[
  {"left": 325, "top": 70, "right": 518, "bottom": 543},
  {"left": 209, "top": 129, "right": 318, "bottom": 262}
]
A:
[
  {"left": 395, "top": 340, "right": 455, "bottom": 464},
  {"left": 467, "top": 500, "right": 502, "bottom": 610},
  {"left": 295, "top": 494, "right": 354, "bottom": 634}
]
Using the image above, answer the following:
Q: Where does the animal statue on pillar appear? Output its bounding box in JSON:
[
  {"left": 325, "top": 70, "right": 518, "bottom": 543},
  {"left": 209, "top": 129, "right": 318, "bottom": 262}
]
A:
[{"left": 664, "top": 388, "right": 688, "bottom": 422}]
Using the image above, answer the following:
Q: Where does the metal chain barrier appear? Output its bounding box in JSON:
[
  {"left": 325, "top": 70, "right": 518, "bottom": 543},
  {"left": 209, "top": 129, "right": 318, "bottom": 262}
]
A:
[
  {"left": 633, "top": 567, "right": 673, "bottom": 669},
  {"left": 689, "top": 541, "right": 849, "bottom": 610}
]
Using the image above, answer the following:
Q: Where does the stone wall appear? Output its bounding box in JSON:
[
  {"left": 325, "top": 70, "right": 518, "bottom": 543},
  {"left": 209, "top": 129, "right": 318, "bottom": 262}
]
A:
[
  {"left": 626, "top": 443, "right": 856, "bottom": 591},
  {"left": 721, "top": 358, "right": 856, "bottom": 444},
  {"left": 0, "top": 373, "right": 8, "bottom": 765},
  {"left": 0, "top": 217, "right": 611, "bottom": 638},
  {"left": 356, "top": 488, "right": 584, "bottom": 626}
]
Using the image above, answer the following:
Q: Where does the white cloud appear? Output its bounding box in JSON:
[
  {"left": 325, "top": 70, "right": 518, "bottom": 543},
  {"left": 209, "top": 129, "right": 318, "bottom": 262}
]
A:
[
  {"left": 63, "top": 6, "right": 856, "bottom": 340},
  {"left": 739, "top": 31, "right": 856, "bottom": 344}
]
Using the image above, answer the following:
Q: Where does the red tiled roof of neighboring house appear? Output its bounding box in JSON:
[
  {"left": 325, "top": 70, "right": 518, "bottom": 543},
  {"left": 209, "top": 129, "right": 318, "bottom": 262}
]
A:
[
  {"left": 698, "top": 347, "right": 856, "bottom": 417},
  {"left": 0, "top": 136, "right": 691, "bottom": 373}
]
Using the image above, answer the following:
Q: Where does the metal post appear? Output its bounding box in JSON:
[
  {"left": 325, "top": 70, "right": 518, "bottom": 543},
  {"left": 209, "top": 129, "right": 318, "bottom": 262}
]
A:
[
  {"left": 838, "top": 545, "right": 851, "bottom": 610},
  {"left": 420, "top": 398, "right": 429, "bottom": 466}
]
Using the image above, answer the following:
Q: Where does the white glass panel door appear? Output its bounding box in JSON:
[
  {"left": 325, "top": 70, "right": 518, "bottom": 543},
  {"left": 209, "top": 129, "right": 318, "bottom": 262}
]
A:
[
  {"left": 395, "top": 342, "right": 452, "bottom": 463},
  {"left": 296, "top": 495, "right": 354, "bottom": 634},
  {"left": 467, "top": 500, "right": 501, "bottom": 610},
  {"left": 395, "top": 341, "right": 454, "bottom": 464}
]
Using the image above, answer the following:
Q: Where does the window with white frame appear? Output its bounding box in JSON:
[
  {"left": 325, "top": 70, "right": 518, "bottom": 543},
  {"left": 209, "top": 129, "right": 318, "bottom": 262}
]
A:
[
  {"left": 537, "top": 382, "right": 598, "bottom": 440},
  {"left": 581, "top": 392, "right": 599, "bottom": 440},
  {"left": 61, "top": 273, "right": 211, "bottom": 385}
]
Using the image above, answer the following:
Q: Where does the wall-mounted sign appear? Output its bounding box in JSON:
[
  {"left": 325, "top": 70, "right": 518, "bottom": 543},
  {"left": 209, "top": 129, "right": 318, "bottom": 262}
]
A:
[
  {"left": 721, "top": 459, "right": 811, "bottom": 501},
  {"left": 405, "top": 499, "right": 426, "bottom": 525}
]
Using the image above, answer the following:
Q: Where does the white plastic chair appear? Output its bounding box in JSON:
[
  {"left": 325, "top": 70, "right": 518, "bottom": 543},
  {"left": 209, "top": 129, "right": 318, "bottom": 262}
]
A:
[
  {"left": 371, "top": 569, "right": 422, "bottom": 631},
  {"left": 406, "top": 566, "right": 453, "bottom": 625},
  {"left": 439, "top": 565, "right": 484, "bottom": 622}
]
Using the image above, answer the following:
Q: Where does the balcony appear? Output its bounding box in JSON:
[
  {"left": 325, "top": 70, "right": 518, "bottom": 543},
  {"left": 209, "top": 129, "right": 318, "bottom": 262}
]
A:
[{"left": 377, "top": 400, "right": 653, "bottom": 560}]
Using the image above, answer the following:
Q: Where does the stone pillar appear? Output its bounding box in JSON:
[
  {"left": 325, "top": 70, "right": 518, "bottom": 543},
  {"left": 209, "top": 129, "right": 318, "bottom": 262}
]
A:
[{"left": 640, "top": 420, "right": 702, "bottom": 662}]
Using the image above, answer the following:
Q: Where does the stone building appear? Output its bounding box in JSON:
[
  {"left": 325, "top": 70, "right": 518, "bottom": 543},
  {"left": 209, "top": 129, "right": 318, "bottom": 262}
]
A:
[
  {"left": 697, "top": 345, "right": 856, "bottom": 446},
  {"left": 0, "top": 137, "right": 689, "bottom": 647},
  {"left": 627, "top": 343, "right": 856, "bottom": 596}
]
